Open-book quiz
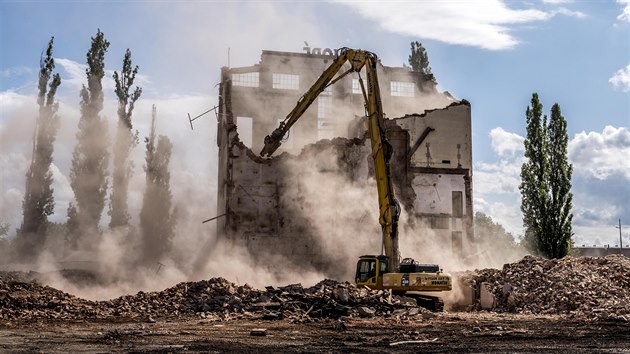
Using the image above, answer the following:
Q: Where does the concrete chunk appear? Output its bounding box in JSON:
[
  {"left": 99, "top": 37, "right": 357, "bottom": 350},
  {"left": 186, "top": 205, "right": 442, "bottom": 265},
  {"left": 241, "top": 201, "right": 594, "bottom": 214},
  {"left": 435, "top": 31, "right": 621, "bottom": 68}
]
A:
[
  {"left": 250, "top": 328, "right": 267, "bottom": 336},
  {"left": 480, "top": 282, "right": 495, "bottom": 310}
]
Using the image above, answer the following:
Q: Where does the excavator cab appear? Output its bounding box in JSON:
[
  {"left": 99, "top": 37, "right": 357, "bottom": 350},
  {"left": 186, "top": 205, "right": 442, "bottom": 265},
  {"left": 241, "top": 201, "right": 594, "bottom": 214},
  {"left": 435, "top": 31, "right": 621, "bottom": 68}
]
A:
[{"left": 355, "top": 255, "right": 388, "bottom": 289}]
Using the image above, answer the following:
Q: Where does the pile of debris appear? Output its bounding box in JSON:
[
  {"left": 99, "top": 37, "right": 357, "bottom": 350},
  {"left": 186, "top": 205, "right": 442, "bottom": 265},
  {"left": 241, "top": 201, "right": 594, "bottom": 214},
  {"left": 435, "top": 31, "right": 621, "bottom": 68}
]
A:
[
  {"left": 0, "top": 276, "right": 431, "bottom": 322},
  {"left": 461, "top": 254, "right": 629, "bottom": 321},
  {"left": 0, "top": 278, "right": 99, "bottom": 320}
]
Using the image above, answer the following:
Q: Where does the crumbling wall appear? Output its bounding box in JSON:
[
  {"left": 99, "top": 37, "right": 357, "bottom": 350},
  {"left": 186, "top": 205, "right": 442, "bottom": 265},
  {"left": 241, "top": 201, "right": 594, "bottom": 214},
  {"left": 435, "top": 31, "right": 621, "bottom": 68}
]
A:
[
  {"left": 220, "top": 135, "right": 381, "bottom": 279},
  {"left": 393, "top": 101, "right": 475, "bottom": 264}
]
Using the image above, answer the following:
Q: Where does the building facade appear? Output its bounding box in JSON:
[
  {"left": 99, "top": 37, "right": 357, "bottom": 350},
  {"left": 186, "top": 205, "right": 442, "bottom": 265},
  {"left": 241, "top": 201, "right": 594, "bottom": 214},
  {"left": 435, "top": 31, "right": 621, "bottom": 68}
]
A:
[{"left": 216, "top": 49, "right": 475, "bottom": 276}]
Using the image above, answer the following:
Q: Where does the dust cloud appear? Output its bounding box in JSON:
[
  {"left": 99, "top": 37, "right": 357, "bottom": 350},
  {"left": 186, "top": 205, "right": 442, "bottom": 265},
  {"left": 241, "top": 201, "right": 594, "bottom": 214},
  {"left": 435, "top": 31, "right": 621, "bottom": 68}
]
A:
[
  {"left": 1, "top": 51, "right": 524, "bottom": 305},
  {"left": 215, "top": 58, "right": 527, "bottom": 306}
]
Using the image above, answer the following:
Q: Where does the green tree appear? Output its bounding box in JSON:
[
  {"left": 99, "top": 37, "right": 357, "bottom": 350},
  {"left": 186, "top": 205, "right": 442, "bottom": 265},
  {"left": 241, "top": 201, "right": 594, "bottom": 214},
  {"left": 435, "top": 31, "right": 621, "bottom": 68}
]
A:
[
  {"left": 18, "top": 37, "right": 61, "bottom": 260},
  {"left": 547, "top": 103, "right": 574, "bottom": 256},
  {"left": 139, "top": 106, "right": 176, "bottom": 266},
  {"left": 520, "top": 93, "right": 548, "bottom": 255},
  {"left": 408, "top": 41, "right": 432, "bottom": 76},
  {"left": 68, "top": 29, "right": 110, "bottom": 242},
  {"left": 519, "top": 93, "right": 573, "bottom": 258},
  {"left": 474, "top": 212, "right": 518, "bottom": 248},
  {"left": 109, "top": 49, "right": 142, "bottom": 229}
]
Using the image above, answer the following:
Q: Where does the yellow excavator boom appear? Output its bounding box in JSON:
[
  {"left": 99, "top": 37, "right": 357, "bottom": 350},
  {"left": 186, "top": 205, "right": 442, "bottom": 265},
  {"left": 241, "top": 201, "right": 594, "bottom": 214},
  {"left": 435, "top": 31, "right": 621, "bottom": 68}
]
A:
[{"left": 259, "top": 48, "right": 401, "bottom": 272}]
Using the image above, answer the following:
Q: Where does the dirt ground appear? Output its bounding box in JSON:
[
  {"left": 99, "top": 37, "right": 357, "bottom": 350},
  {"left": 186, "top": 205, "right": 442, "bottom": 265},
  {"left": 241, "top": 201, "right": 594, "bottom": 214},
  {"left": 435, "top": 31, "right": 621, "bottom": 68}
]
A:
[{"left": 1, "top": 312, "right": 629, "bottom": 353}]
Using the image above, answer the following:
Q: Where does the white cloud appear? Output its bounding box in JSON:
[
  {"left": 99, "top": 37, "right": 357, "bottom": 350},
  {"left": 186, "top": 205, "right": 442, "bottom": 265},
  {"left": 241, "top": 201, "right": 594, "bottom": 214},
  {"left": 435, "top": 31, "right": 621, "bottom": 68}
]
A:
[
  {"left": 54, "top": 58, "right": 86, "bottom": 91},
  {"left": 489, "top": 127, "right": 524, "bottom": 156},
  {"left": 473, "top": 138, "right": 525, "bottom": 236},
  {"left": 474, "top": 127, "right": 526, "bottom": 236},
  {"left": 0, "top": 90, "right": 35, "bottom": 114},
  {"left": 552, "top": 7, "right": 586, "bottom": 18},
  {"left": 569, "top": 126, "right": 630, "bottom": 180},
  {"left": 54, "top": 58, "right": 111, "bottom": 97},
  {"left": 474, "top": 168, "right": 521, "bottom": 195},
  {"left": 53, "top": 58, "right": 152, "bottom": 102},
  {"left": 542, "top": 0, "right": 573, "bottom": 4},
  {"left": 573, "top": 204, "right": 620, "bottom": 227},
  {"left": 336, "top": 0, "right": 568, "bottom": 50},
  {"left": 609, "top": 64, "right": 630, "bottom": 92},
  {"left": 617, "top": 0, "right": 630, "bottom": 22},
  {"left": 475, "top": 157, "right": 523, "bottom": 194},
  {"left": 473, "top": 196, "right": 525, "bottom": 237}
]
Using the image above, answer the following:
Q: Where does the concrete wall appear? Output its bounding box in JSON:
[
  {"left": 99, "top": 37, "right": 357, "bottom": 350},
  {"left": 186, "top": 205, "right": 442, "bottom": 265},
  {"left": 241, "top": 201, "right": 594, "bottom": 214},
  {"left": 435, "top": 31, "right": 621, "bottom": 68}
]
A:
[{"left": 394, "top": 102, "right": 472, "bottom": 170}]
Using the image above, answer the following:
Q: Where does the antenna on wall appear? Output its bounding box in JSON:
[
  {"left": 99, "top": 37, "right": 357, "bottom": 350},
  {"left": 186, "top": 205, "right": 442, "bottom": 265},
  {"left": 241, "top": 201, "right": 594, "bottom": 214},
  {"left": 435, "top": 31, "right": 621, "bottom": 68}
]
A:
[{"left": 187, "top": 105, "right": 219, "bottom": 130}]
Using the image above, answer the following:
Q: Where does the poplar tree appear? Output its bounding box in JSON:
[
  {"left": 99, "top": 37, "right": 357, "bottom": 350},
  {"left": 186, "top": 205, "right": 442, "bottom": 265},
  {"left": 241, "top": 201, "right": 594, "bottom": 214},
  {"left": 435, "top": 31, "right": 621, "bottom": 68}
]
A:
[
  {"left": 68, "top": 29, "right": 110, "bottom": 242},
  {"left": 519, "top": 93, "right": 573, "bottom": 258},
  {"left": 520, "top": 93, "right": 548, "bottom": 254},
  {"left": 109, "top": 49, "right": 142, "bottom": 229},
  {"left": 547, "top": 103, "right": 574, "bottom": 257},
  {"left": 139, "top": 106, "right": 176, "bottom": 265},
  {"left": 18, "top": 37, "right": 61, "bottom": 259},
  {"left": 408, "top": 41, "right": 432, "bottom": 76}
]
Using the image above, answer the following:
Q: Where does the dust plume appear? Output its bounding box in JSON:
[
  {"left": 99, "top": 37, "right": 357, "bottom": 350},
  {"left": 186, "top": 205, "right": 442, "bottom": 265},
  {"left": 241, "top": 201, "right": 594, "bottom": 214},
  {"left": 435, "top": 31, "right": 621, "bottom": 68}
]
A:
[{"left": 2, "top": 44, "right": 522, "bottom": 305}]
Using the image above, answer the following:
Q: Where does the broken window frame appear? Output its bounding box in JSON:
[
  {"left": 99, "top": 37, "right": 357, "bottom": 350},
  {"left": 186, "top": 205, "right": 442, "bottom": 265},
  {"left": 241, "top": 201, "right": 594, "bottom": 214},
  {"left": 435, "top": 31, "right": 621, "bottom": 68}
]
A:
[
  {"left": 390, "top": 81, "right": 415, "bottom": 97},
  {"left": 272, "top": 73, "right": 300, "bottom": 90},
  {"left": 232, "top": 72, "right": 259, "bottom": 87},
  {"left": 317, "top": 96, "right": 334, "bottom": 140}
]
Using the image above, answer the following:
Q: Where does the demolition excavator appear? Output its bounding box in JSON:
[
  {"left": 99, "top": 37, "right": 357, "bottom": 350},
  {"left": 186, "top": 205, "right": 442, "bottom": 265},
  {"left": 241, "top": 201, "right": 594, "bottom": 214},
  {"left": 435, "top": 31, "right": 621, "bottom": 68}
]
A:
[{"left": 259, "top": 48, "right": 451, "bottom": 310}]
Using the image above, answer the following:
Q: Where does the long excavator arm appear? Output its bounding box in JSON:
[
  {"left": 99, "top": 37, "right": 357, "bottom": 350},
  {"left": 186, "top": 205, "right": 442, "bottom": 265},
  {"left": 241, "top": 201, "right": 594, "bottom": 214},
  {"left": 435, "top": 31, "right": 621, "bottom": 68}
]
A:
[{"left": 259, "top": 48, "right": 401, "bottom": 272}]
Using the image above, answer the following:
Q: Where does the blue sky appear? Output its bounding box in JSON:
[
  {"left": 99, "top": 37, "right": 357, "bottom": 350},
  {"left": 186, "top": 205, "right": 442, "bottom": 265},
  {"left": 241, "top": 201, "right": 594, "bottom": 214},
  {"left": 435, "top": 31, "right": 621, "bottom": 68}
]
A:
[{"left": 1, "top": 0, "right": 629, "bottom": 248}]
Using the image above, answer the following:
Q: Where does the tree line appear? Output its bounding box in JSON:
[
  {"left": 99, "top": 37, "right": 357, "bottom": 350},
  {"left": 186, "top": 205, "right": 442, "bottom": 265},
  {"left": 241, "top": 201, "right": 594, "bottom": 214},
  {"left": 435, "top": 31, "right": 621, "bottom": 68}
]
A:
[{"left": 5, "top": 30, "right": 177, "bottom": 269}]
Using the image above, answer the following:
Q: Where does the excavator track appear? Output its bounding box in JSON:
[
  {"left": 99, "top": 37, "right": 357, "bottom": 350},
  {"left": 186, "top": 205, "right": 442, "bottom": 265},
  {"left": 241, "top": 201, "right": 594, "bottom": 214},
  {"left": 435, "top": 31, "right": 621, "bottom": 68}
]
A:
[{"left": 408, "top": 294, "right": 444, "bottom": 312}]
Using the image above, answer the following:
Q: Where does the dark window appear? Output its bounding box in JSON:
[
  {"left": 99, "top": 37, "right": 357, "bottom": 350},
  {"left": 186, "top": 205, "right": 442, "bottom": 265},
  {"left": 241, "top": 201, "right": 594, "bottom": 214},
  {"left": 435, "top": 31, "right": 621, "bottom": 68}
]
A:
[{"left": 452, "top": 191, "right": 463, "bottom": 217}]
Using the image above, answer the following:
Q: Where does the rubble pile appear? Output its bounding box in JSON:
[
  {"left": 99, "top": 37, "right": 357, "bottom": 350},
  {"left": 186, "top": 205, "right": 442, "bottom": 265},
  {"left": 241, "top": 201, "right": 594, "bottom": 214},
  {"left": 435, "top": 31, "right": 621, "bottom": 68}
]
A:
[
  {"left": 463, "top": 254, "right": 630, "bottom": 321},
  {"left": 0, "top": 275, "right": 429, "bottom": 322},
  {"left": 0, "top": 278, "right": 99, "bottom": 320}
]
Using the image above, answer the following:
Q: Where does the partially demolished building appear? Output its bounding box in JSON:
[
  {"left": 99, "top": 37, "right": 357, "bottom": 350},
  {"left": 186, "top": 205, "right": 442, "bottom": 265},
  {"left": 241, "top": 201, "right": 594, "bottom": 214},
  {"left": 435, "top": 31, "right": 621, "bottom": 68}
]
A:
[{"left": 217, "top": 49, "right": 474, "bottom": 276}]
